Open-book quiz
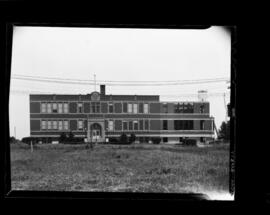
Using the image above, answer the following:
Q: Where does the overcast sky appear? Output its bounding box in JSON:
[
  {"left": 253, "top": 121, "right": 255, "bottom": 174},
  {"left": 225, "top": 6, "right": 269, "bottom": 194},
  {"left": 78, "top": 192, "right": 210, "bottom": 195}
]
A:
[{"left": 9, "top": 26, "right": 231, "bottom": 139}]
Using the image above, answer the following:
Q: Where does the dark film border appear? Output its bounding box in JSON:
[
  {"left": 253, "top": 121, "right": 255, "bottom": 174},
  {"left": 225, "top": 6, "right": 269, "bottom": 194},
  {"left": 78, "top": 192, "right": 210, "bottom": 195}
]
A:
[{"left": 2, "top": 22, "right": 236, "bottom": 202}]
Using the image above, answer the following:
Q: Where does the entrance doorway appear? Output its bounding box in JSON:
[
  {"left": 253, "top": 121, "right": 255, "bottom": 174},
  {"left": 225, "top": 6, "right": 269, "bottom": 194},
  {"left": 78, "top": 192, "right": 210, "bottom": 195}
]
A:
[{"left": 91, "top": 123, "right": 102, "bottom": 142}]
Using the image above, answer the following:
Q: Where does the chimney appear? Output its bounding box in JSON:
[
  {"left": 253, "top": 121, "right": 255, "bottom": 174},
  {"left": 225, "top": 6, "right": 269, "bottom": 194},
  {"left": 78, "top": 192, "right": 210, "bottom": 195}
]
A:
[{"left": 100, "top": 85, "right": 106, "bottom": 95}]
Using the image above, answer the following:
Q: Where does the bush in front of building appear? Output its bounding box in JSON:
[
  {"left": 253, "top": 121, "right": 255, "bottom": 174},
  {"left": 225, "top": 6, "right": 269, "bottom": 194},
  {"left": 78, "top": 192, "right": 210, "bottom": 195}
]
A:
[
  {"left": 129, "top": 133, "right": 136, "bottom": 143},
  {"left": 152, "top": 137, "right": 161, "bottom": 144},
  {"left": 59, "top": 132, "right": 68, "bottom": 143},
  {"left": 183, "top": 139, "right": 197, "bottom": 146},
  {"left": 21, "top": 136, "right": 37, "bottom": 145},
  {"left": 10, "top": 136, "right": 17, "bottom": 144},
  {"left": 119, "top": 133, "right": 129, "bottom": 144}
]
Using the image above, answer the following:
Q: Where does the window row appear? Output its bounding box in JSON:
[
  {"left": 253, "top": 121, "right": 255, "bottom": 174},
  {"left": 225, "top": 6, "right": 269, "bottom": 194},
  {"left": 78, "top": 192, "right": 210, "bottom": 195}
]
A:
[
  {"left": 106, "top": 119, "right": 149, "bottom": 131},
  {"left": 41, "top": 120, "right": 69, "bottom": 130},
  {"left": 40, "top": 102, "right": 149, "bottom": 114},
  {"left": 41, "top": 103, "right": 69, "bottom": 113},
  {"left": 173, "top": 103, "right": 194, "bottom": 113}
]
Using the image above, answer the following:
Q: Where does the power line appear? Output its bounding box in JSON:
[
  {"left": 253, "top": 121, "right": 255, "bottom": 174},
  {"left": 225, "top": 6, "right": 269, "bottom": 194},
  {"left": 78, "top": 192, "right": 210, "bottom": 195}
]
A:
[
  {"left": 12, "top": 74, "right": 230, "bottom": 83},
  {"left": 12, "top": 75, "right": 230, "bottom": 86}
]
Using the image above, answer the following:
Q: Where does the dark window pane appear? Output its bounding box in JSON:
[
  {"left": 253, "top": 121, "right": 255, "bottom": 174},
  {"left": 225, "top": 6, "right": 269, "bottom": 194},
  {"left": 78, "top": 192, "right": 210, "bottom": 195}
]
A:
[
  {"left": 144, "top": 120, "right": 149, "bottom": 130},
  {"left": 123, "top": 103, "right": 127, "bottom": 113},
  {"left": 163, "top": 120, "right": 168, "bottom": 130},
  {"left": 129, "top": 121, "right": 133, "bottom": 130},
  {"left": 139, "top": 103, "right": 143, "bottom": 113},
  {"left": 139, "top": 120, "right": 144, "bottom": 130}
]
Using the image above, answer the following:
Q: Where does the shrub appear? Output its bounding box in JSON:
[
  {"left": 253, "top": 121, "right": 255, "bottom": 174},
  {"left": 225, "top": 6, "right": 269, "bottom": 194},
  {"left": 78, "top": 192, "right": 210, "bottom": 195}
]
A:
[
  {"left": 152, "top": 137, "right": 161, "bottom": 144},
  {"left": 120, "top": 133, "right": 128, "bottom": 144},
  {"left": 109, "top": 138, "right": 119, "bottom": 144},
  {"left": 21, "top": 137, "right": 37, "bottom": 145},
  {"left": 59, "top": 132, "right": 67, "bottom": 143},
  {"left": 183, "top": 139, "right": 197, "bottom": 146},
  {"left": 67, "top": 131, "right": 74, "bottom": 142},
  {"left": 129, "top": 133, "right": 136, "bottom": 143},
  {"left": 10, "top": 136, "right": 16, "bottom": 144}
]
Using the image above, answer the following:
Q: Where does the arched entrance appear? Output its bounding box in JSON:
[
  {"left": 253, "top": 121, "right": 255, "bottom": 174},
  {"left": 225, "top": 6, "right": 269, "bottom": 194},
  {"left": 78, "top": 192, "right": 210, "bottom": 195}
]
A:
[{"left": 90, "top": 123, "right": 102, "bottom": 142}]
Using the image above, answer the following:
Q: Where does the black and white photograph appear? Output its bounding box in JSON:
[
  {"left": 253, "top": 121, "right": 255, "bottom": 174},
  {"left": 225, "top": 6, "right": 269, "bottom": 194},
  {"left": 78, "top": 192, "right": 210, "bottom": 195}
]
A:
[{"left": 8, "top": 25, "right": 233, "bottom": 200}]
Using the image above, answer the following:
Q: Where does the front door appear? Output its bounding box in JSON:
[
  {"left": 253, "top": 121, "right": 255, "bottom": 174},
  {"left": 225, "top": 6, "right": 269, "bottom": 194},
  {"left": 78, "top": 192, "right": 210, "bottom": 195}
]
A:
[
  {"left": 92, "top": 129, "right": 100, "bottom": 141},
  {"left": 91, "top": 123, "right": 102, "bottom": 142}
]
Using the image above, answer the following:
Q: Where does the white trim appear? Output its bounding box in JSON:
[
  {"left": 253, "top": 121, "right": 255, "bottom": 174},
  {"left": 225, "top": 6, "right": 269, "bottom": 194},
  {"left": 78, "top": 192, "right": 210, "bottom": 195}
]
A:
[
  {"left": 30, "top": 100, "right": 209, "bottom": 104},
  {"left": 30, "top": 134, "right": 214, "bottom": 138},
  {"left": 30, "top": 112, "right": 211, "bottom": 116}
]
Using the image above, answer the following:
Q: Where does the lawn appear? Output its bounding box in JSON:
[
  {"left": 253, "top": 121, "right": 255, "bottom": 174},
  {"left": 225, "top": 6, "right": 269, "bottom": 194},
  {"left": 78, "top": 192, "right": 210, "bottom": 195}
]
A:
[{"left": 10, "top": 143, "right": 230, "bottom": 195}]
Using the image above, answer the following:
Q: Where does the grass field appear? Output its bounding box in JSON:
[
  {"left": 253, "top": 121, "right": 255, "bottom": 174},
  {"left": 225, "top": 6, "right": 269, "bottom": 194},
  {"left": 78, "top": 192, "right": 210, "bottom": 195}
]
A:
[{"left": 10, "top": 143, "right": 230, "bottom": 196}]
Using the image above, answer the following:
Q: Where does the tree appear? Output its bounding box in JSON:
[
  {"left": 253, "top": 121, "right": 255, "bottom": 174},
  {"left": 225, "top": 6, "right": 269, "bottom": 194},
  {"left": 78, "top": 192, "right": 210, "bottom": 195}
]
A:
[
  {"left": 10, "top": 136, "right": 16, "bottom": 144},
  {"left": 218, "top": 121, "right": 230, "bottom": 141}
]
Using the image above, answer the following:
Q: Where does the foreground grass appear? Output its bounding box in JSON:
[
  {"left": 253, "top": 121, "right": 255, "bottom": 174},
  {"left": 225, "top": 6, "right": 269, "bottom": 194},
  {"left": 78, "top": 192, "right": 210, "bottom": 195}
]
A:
[{"left": 10, "top": 143, "right": 230, "bottom": 194}]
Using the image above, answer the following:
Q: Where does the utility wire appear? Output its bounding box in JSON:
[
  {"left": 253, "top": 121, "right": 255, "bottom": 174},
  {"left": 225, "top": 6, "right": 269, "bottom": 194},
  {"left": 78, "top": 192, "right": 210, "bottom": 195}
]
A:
[
  {"left": 12, "top": 75, "right": 230, "bottom": 86},
  {"left": 12, "top": 74, "right": 229, "bottom": 83}
]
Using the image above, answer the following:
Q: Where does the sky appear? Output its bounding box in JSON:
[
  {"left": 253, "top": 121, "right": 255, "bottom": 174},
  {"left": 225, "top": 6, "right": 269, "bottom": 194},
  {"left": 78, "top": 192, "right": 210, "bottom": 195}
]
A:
[{"left": 9, "top": 26, "right": 231, "bottom": 140}]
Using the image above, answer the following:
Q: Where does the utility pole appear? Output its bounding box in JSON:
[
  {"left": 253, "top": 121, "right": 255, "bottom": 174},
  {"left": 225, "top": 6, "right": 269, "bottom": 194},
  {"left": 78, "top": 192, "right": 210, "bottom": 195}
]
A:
[
  {"left": 224, "top": 93, "right": 228, "bottom": 123},
  {"left": 14, "top": 126, "right": 16, "bottom": 139}
]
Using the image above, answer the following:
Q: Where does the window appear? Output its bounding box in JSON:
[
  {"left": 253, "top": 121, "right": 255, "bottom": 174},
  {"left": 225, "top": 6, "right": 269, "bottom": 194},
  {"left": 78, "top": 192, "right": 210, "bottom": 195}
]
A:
[
  {"left": 47, "top": 103, "right": 52, "bottom": 113},
  {"left": 78, "top": 103, "right": 83, "bottom": 113},
  {"left": 109, "top": 103, "right": 114, "bottom": 113},
  {"left": 186, "top": 103, "right": 194, "bottom": 113},
  {"left": 144, "top": 120, "right": 149, "bottom": 130},
  {"left": 97, "top": 103, "right": 101, "bottom": 113},
  {"left": 200, "top": 120, "right": 205, "bottom": 130},
  {"left": 53, "top": 121, "right": 57, "bottom": 129},
  {"left": 41, "top": 120, "right": 46, "bottom": 130},
  {"left": 52, "top": 103, "right": 58, "bottom": 113},
  {"left": 41, "top": 103, "right": 46, "bottom": 113},
  {"left": 133, "top": 104, "right": 138, "bottom": 114},
  {"left": 129, "top": 121, "right": 133, "bottom": 130},
  {"left": 133, "top": 120, "right": 138, "bottom": 130},
  {"left": 174, "top": 120, "right": 193, "bottom": 130},
  {"left": 163, "top": 137, "right": 168, "bottom": 143},
  {"left": 139, "top": 103, "right": 143, "bottom": 113},
  {"left": 58, "top": 103, "right": 63, "bottom": 113},
  {"left": 63, "top": 120, "right": 69, "bottom": 130},
  {"left": 128, "top": 103, "right": 133, "bottom": 113},
  {"left": 108, "top": 120, "right": 114, "bottom": 131},
  {"left": 174, "top": 103, "right": 183, "bottom": 113},
  {"left": 123, "top": 103, "right": 127, "bottom": 113},
  {"left": 78, "top": 120, "right": 83, "bottom": 130},
  {"left": 63, "top": 103, "right": 69, "bottom": 113},
  {"left": 200, "top": 104, "right": 205, "bottom": 113},
  {"left": 139, "top": 120, "right": 144, "bottom": 130},
  {"left": 58, "top": 121, "right": 63, "bottom": 130},
  {"left": 47, "top": 121, "right": 52, "bottom": 129},
  {"left": 92, "top": 102, "right": 101, "bottom": 113},
  {"left": 143, "top": 103, "right": 149, "bottom": 113},
  {"left": 163, "top": 120, "right": 168, "bottom": 130},
  {"left": 123, "top": 121, "right": 128, "bottom": 130},
  {"left": 163, "top": 103, "right": 168, "bottom": 113}
]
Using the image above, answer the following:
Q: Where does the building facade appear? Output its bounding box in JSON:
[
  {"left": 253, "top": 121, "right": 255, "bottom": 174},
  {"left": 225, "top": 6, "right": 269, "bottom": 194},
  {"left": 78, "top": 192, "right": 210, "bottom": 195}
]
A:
[{"left": 29, "top": 85, "right": 214, "bottom": 144}]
